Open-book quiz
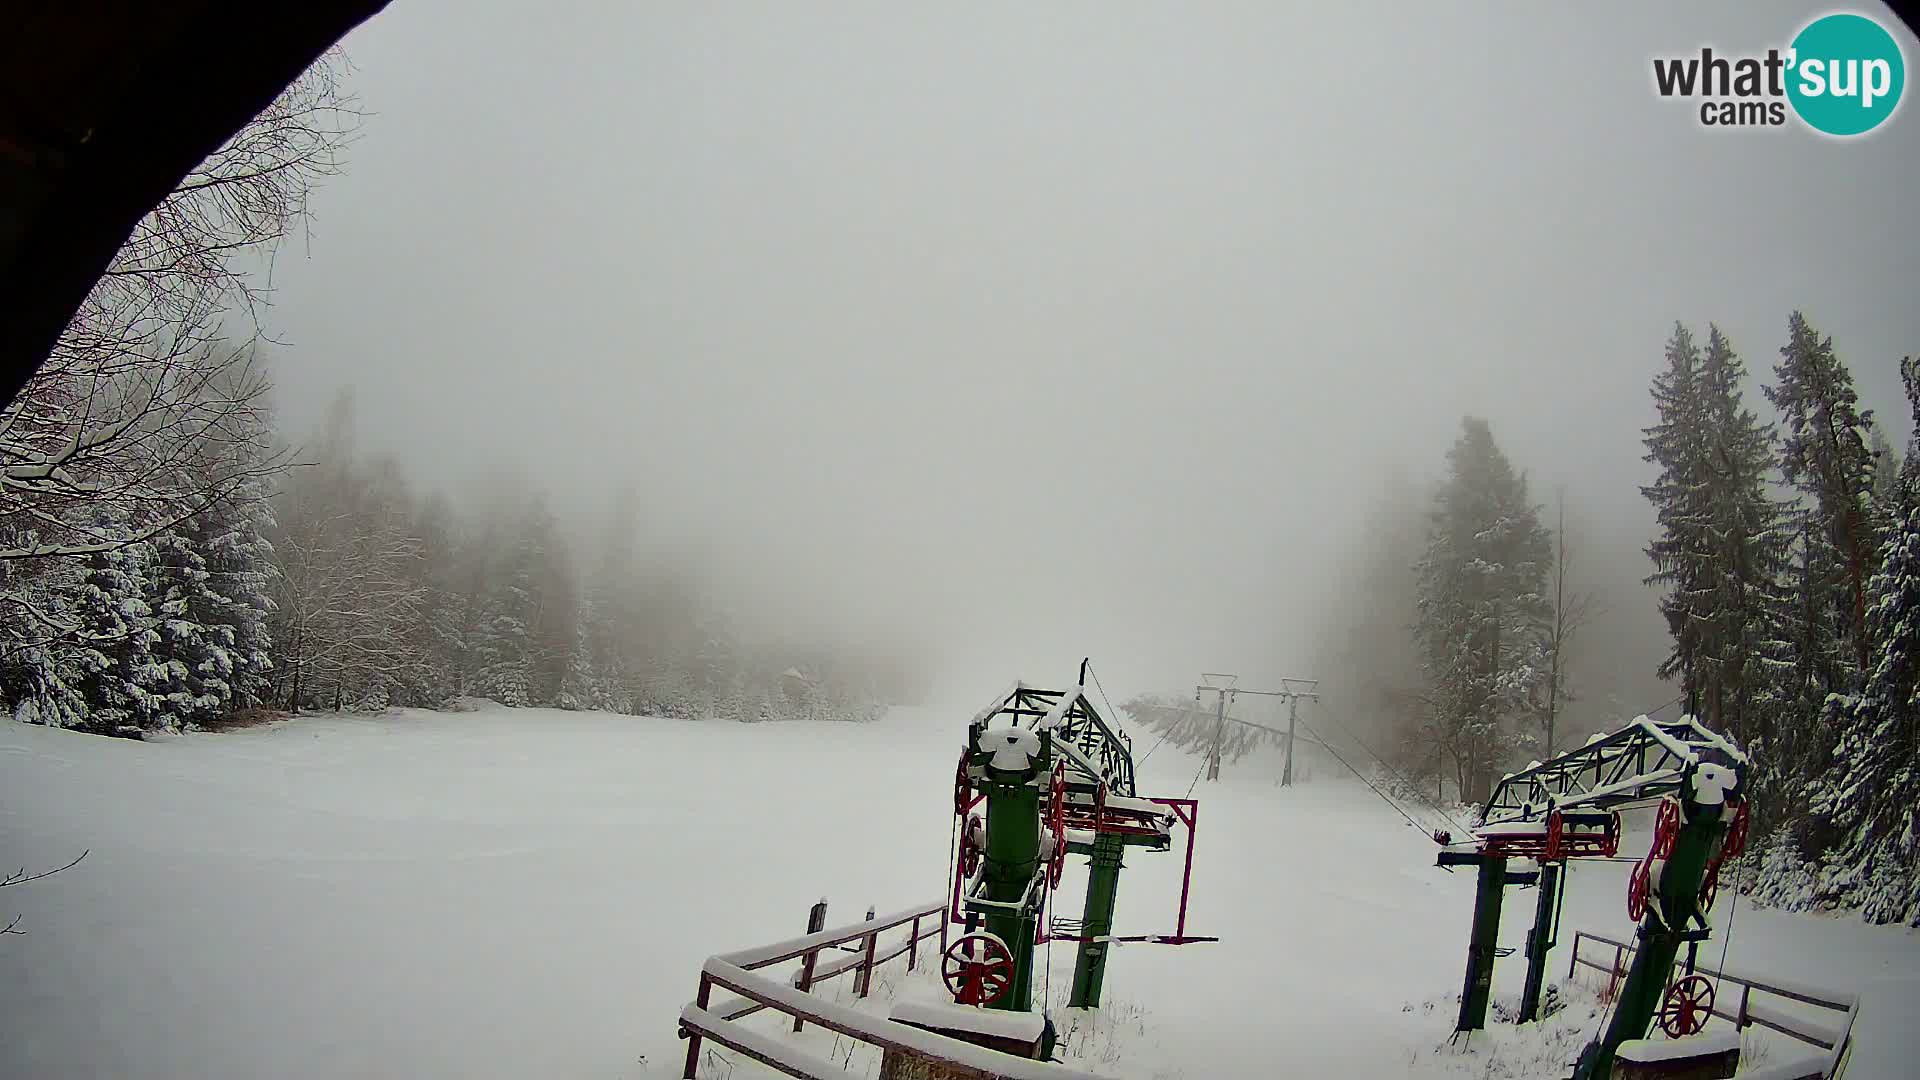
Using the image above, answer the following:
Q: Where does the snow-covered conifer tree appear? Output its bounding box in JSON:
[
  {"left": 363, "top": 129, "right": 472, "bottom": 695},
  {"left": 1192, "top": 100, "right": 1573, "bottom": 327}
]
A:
[
  {"left": 1810, "top": 356, "right": 1920, "bottom": 924},
  {"left": 1642, "top": 325, "right": 1791, "bottom": 758},
  {"left": 146, "top": 530, "right": 230, "bottom": 729},
  {"left": 1415, "top": 416, "right": 1551, "bottom": 801},
  {"left": 1767, "top": 312, "right": 1879, "bottom": 674}
]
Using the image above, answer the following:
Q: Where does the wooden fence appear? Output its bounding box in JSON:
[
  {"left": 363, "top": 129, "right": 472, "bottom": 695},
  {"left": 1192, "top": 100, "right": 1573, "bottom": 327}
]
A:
[
  {"left": 677, "top": 898, "right": 1115, "bottom": 1080},
  {"left": 1567, "top": 929, "right": 1859, "bottom": 1080}
]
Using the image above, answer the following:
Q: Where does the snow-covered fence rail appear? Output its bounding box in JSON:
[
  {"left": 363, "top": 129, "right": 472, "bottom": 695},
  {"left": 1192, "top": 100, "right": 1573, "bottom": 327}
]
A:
[
  {"left": 1567, "top": 929, "right": 1859, "bottom": 1079},
  {"left": 677, "top": 899, "right": 1114, "bottom": 1079}
]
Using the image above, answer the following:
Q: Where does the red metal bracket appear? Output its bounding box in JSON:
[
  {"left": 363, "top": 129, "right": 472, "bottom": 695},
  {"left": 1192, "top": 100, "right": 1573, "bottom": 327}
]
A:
[{"left": 1149, "top": 797, "right": 1203, "bottom": 944}]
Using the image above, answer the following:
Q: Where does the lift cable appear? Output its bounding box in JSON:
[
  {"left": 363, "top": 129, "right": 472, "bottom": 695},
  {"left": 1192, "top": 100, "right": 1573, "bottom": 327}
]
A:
[
  {"left": 1306, "top": 713, "right": 1477, "bottom": 841},
  {"left": 1084, "top": 656, "right": 1189, "bottom": 772},
  {"left": 1712, "top": 853, "right": 1744, "bottom": 1005},
  {"left": 1332, "top": 689, "right": 1696, "bottom": 847},
  {"left": 1290, "top": 711, "right": 1453, "bottom": 838},
  {"left": 1134, "top": 713, "right": 1184, "bottom": 768},
  {"left": 1184, "top": 755, "right": 1208, "bottom": 799},
  {"left": 1083, "top": 660, "right": 1124, "bottom": 741}
]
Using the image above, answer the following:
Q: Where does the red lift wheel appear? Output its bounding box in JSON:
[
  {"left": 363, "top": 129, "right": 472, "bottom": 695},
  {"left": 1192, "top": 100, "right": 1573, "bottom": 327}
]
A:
[
  {"left": 1652, "top": 797, "right": 1681, "bottom": 860},
  {"left": 1544, "top": 808, "right": 1564, "bottom": 862},
  {"left": 1603, "top": 811, "right": 1623, "bottom": 858},
  {"left": 1658, "top": 975, "right": 1715, "bottom": 1038},
  {"left": 1723, "top": 801, "right": 1750, "bottom": 859},
  {"left": 1696, "top": 799, "right": 1751, "bottom": 911},
  {"left": 959, "top": 813, "right": 983, "bottom": 878},
  {"left": 1698, "top": 868, "right": 1720, "bottom": 911},
  {"left": 954, "top": 750, "right": 972, "bottom": 817},
  {"left": 1627, "top": 857, "right": 1652, "bottom": 922},
  {"left": 942, "top": 932, "right": 1014, "bottom": 1006}
]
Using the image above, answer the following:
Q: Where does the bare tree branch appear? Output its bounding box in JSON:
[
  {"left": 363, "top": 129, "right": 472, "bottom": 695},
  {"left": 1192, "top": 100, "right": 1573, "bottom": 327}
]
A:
[
  {"left": 0, "top": 55, "right": 355, "bottom": 565},
  {"left": 1, "top": 851, "right": 88, "bottom": 939},
  {"left": 0, "top": 850, "right": 89, "bottom": 889}
]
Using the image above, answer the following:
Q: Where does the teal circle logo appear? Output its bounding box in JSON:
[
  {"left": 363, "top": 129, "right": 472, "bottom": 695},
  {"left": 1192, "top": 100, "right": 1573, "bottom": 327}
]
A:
[{"left": 1787, "top": 13, "right": 1906, "bottom": 136}]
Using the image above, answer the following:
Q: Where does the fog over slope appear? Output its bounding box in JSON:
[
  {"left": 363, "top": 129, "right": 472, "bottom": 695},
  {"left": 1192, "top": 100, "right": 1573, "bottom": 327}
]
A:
[{"left": 256, "top": 1, "right": 1919, "bottom": 709}]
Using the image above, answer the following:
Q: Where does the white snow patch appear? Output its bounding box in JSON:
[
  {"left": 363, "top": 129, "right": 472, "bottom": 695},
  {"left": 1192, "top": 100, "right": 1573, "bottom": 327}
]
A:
[
  {"left": 890, "top": 998, "right": 1047, "bottom": 1042},
  {"left": 0, "top": 703, "right": 1911, "bottom": 1079},
  {"left": 1616, "top": 1030, "right": 1741, "bottom": 1062}
]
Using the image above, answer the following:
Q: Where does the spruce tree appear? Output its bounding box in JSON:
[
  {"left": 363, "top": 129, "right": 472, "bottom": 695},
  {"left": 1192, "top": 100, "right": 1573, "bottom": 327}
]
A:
[
  {"left": 1643, "top": 324, "right": 1714, "bottom": 709},
  {"left": 71, "top": 542, "right": 161, "bottom": 735},
  {"left": 1869, "top": 426, "right": 1901, "bottom": 529},
  {"left": 1697, "top": 326, "right": 1794, "bottom": 751},
  {"left": 1776, "top": 512, "right": 1850, "bottom": 791},
  {"left": 470, "top": 497, "right": 569, "bottom": 708},
  {"left": 471, "top": 547, "right": 534, "bottom": 707},
  {"left": 1414, "top": 416, "right": 1551, "bottom": 801},
  {"left": 526, "top": 508, "right": 576, "bottom": 708},
  {"left": 1767, "top": 312, "right": 1879, "bottom": 674},
  {"left": 0, "top": 556, "right": 90, "bottom": 729},
  {"left": 1812, "top": 357, "right": 1920, "bottom": 924},
  {"left": 146, "top": 530, "right": 230, "bottom": 729},
  {"left": 191, "top": 475, "right": 277, "bottom": 710},
  {"left": 408, "top": 494, "right": 466, "bottom": 705},
  {"left": 557, "top": 605, "right": 596, "bottom": 711},
  {"left": 1642, "top": 325, "right": 1790, "bottom": 759}
]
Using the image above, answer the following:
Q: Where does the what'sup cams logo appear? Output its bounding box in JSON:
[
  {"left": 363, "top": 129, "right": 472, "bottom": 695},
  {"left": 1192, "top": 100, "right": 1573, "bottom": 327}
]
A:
[{"left": 1653, "top": 11, "right": 1906, "bottom": 136}]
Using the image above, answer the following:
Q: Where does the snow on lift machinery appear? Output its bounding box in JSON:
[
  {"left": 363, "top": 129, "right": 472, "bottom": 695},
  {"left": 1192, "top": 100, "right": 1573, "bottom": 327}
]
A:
[
  {"left": 1433, "top": 714, "right": 1749, "bottom": 1080},
  {"left": 945, "top": 662, "right": 1214, "bottom": 1034}
]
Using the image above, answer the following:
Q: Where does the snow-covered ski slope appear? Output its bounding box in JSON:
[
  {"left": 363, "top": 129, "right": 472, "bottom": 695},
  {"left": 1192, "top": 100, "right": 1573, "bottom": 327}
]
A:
[{"left": 0, "top": 704, "right": 1913, "bottom": 1078}]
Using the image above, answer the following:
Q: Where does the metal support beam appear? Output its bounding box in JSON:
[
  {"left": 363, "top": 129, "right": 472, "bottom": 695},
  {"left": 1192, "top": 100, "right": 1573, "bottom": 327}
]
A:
[
  {"left": 965, "top": 724, "right": 1053, "bottom": 1014},
  {"left": 1206, "top": 689, "right": 1225, "bottom": 781},
  {"left": 1282, "top": 696, "right": 1300, "bottom": 787},
  {"left": 1068, "top": 830, "right": 1125, "bottom": 1008},
  {"left": 1519, "top": 862, "right": 1560, "bottom": 1023},
  {"left": 1195, "top": 675, "right": 1317, "bottom": 783},
  {"left": 1574, "top": 777, "right": 1742, "bottom": 1079},
  {"left": 1457, "top": 853, "right": 1508, "bottom": 1032}
]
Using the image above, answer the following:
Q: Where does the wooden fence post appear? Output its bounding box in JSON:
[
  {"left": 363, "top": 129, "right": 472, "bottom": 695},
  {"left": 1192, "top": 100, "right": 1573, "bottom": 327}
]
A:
[
  {"left": 858, "top": 929, "right": 879, "bottom": 997},
  {"left": 854, "top": 905, "right": 877, "bottom": 998},
  {"left": 682, "top": 972, "right": 711, "bottom": 1079},
  {"left": 1568, "top": 933, "right": 1580, "bottom": 980},
  {"left": 793, "top": 898, "right": 828, "bottom": 1034},
  {"left": 908, "top": 914, "right": 921, "bottom": 971}
]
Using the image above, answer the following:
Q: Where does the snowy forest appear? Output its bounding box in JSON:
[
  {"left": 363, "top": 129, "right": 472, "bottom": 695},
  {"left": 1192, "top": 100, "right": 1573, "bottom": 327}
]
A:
[
  {"left": 0, "top": 347, "right": 922, "bottom": 734},
  {"left": 1134, "top": 322, "right": 1919, "bottom": 926},
  {"left": 0, "top": 58, "right": 920, "bottom": 740},
  {"left": 4, "top": 29, "right": 1917, "bottom": 936}
]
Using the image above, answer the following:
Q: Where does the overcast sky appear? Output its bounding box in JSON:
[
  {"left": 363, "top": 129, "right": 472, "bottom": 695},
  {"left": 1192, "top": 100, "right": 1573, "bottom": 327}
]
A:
[{"left": 258, "top": 2, "right": 1920, "bottom": 706}]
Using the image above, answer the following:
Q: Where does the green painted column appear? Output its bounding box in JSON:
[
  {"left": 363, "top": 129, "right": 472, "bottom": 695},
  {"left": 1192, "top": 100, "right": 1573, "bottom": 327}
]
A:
[
  {"left": 1574, "top": 787, "right": 1737, "bottom": 1080},
  {"left": 1518, "top": 861, "right": 1560, "bottom": 1023},
  {"left": 979, "top": 743, "right": 1046, "bottom": 1012},
  {"left": 1068, "top": 830, "right": 1125, "bottom": 1008},
  {"left": 1455, "top": 853, "right": 1507, "bottom": 1032}
]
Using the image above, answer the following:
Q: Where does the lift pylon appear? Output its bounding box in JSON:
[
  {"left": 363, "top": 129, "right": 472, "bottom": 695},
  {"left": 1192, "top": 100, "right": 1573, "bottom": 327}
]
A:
[
  {"left": 1436, "top": 715, "right": 1747, "bottom": 1045},
  {"left": 951, "top": 670, "right": 1216, "bottom": 1023}
]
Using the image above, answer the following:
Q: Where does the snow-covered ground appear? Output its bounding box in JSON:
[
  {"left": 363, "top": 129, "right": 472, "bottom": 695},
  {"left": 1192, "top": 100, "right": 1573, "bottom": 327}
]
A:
[{"left": 1, "top": 704, "right": 1913, "bottom": 1078}]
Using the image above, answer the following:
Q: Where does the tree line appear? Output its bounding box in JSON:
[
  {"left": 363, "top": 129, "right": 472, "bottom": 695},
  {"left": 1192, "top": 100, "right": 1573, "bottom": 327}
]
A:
[
  {"left": 264, "top": 395, "right": 921, "bottom": 723},
  {"left": 1128, "top": 314, "right": 1917, "bottom": 925},
  {"left": 1386, "top": 314, "right": 1916, "bottom": 924},
  {"left": 1642, "top": 317, "right": 1916, "bottom": 924},
  {"left": 0, "top": 364, "right": 922, "bottom": 734},
  {"left": 0, "top": 55, "right": 920, "bottom": 737}
]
